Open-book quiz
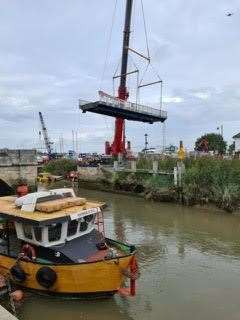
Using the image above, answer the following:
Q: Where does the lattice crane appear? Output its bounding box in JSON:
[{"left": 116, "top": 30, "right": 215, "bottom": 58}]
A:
[{"left": 38, "top": 112, "right": 53, "bottom": 158}]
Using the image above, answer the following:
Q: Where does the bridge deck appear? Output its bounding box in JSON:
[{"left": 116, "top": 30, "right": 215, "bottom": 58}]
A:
[{"left": 79, "top": 92, "right": 167, "bottom": 124}]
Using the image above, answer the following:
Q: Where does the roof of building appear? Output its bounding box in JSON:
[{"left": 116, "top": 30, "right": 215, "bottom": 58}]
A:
[
  {"left": 0, "top": 196, "right": 104, "bottom": 226},
  {"left": 233, "top": 133, "right": 240, "bottom": 139}
]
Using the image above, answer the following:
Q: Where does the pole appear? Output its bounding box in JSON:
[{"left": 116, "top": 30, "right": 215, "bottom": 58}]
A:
[
  {"left": 72, "top": 130, "right": 75, "bottom": 153},
  {"left": 61, "top": 134, "right": 64, "bottom": 154},
  {"left": 75, "top": 131, "right": 78, "bottom": 155},
  {"left": 112, "top": 0, "right": 133, "bottom": 156},
  {"left": 221, "top": 125, "right": 223, "bottom": 137},
  {"left": 144, "top": 133, "right": 148, "bottom": 153}
]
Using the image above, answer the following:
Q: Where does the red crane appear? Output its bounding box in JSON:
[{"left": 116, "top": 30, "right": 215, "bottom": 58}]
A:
[
  {"left": 111, "top": 0, "right": 133, "bottom": 156},
  {"left": 80, "top": 0, "right": 167, "bottom": 157}
]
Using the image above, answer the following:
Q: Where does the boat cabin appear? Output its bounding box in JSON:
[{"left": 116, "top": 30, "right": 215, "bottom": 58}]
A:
[
  {"left": 12, "top": 189, "right": 99, "bottom": 247},
  {"left": 0, "top": 189, "right": 106, "bottom": 263}
]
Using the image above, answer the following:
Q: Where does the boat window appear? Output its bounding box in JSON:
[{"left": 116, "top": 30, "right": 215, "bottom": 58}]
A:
[
  {"left": 48, "top": 223, "right": 62, "bottom": 242},
  {"left": 79, "top": 221, "right": 88, "bottom": 232},
  {"left": 84, "top": 214, "right": 94, "bottom": 223},
  {"left": 67, "top": 220, "right": 78, "bottom": 237},
  {"left": 23, "top": 224, "right": 33, "bottom": 239},
  {"left": 36, "top": 194, "right": 62, "bottom": 203},
  {"left": 63, "top": 192, "right": 73, "bottom": 198},
  {"left": 33, "top": 226, "right": 42, "bottom": 242}
]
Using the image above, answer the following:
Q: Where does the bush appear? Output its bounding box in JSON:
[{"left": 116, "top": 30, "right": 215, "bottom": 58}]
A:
[{"left": 43, "top": 159, "right": 77, "bottom": 176}]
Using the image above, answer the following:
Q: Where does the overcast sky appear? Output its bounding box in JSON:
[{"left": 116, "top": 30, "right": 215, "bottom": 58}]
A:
[{"left": 0, "top": 0, "right": 239, "bottom": 153}]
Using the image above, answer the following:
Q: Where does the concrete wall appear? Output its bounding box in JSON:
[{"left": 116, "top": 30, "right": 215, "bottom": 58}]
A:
[
  {"left": 0, "top": 149, "right": 38, "bottom": 187},
  {"left": 77, "top": 166, "right": 104, "bottom": 180}
]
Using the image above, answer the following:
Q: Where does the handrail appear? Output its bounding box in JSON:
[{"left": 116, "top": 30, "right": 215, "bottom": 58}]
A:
[{"left": 98, "top": 91, "right": 167, "bottom": 118}]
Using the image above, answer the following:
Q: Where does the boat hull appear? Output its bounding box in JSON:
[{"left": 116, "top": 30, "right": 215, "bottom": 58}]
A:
[{"left": 0, "top": 253, "right": 133, "bottom": 296}]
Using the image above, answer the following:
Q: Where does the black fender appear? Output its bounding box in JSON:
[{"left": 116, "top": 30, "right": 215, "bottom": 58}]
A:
[
  {"left": 36, "top": 267, "right": 57, "bottom": 289},
  {"left": 10, "top": 264, "right": 27, "bottom": 283}
]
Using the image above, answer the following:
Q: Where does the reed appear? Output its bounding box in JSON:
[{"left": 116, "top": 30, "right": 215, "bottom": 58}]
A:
[{"left": 182, "top": 158, "right": 240, "bottom": 212}]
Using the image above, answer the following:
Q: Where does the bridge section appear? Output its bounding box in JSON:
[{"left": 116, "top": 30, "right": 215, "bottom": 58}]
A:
[{"left": 0, "top": 149, "right": 37, "bottom": 189}]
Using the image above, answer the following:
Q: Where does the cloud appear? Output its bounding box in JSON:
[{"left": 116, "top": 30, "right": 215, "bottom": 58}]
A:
[
  {"left": 163, "top": 96, "right": 184, "bottom": 103},
  {"left": 0, "top": 0, "right": 239, "bottom": 151}
]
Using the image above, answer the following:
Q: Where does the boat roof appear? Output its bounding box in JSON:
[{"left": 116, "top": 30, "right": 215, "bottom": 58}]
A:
[{"left": 0, "top": 196, "right": 105, "bottom": 226}]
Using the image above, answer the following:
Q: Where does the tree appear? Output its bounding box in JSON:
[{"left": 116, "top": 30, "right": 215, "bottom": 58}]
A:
[
  {"left": 195, "top": 133, "right": 227, "bottom": 154},
  {"left": 228, "top": 142, "right": 235, "bottom": 155}
]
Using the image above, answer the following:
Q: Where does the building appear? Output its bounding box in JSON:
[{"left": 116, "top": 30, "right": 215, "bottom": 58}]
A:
[{"left": 232, "top": 133, "right": 240, "bottom": 153}]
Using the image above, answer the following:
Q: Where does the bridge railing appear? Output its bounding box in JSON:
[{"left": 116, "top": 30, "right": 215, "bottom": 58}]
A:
[{"left": 98, "top": 91, "right": 167, "bottom": 118}]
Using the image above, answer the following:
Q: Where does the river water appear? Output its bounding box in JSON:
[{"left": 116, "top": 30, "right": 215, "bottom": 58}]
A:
[{"left": 18, "top": 189, "right": 240, "bottom": 320}]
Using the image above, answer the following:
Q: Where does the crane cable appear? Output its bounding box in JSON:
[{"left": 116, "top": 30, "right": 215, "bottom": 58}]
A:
[
  {"left": 99, "top": 0, "right": 118, "bottom": 91},
  {"left": 99, "top": 0, "right": 118, "bottom": 137},
  {"left": 140, "top": 0, "right": 150, "bottom": 60},
  {"left": 138, "top": 0, "right": 164, "bottom": 110}
]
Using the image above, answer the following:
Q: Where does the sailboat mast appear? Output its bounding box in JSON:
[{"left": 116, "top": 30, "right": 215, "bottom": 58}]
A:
[{"left": 112, "top": 0, "right": 133, "bottom": 156}]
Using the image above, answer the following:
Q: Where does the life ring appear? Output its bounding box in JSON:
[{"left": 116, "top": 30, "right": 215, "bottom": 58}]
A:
[
  {"left": 10, "top": 263, "right": 27, "bottom": 283},
  {"left": 36, "top": 267, "right": 57, "bottom": 289},
  {"left": 20, "top": 244, "right": 36, "bottom": 262}
]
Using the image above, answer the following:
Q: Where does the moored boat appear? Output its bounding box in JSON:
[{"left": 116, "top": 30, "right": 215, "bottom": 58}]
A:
[{"left": 0, "top": 188, "right": 138, "bottom": 298}]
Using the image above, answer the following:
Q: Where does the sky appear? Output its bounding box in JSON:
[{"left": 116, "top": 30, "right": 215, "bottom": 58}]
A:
[{"left": 0, "top": 0, "right": 239, "bottom": 153}]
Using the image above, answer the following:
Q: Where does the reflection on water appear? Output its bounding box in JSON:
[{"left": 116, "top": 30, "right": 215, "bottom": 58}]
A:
[{"left": 18, "top": 188, "right": 240, "bottom": 320}]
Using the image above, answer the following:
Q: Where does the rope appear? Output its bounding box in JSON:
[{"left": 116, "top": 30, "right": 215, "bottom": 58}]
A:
[
  {"left": 149, "top": 62, "right": 162, "bottom": 81},
  {"left": 112, "top": 58, "right": 121, "bottom": 96},
  {"left": 141, "top": 0, "right": 150, "bottom": 60},
  {"left": 131, "top": 0, "right": 137, "bottom": 43},
  {"left": 149, "top": 63, "right": 163, "bottom": 110},
  {"left": 99, "top": 0, "right": 118, "bottom": 90},
  {"left": 5, "top": 278, "right": 16, "bottom": 316},
  {"left": 138, "top": 61, "right": 150, "bottom": 87}
]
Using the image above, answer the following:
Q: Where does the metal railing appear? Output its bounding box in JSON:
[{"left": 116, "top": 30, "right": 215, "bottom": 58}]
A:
[
  {"left": 98, "top": 91, "right": 167, "bottom": 118},
  {"left": 79, "top": 99, "right": 91, "bottom": 107}
]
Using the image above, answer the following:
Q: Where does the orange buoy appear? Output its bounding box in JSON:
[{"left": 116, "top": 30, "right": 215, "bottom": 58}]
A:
[
  {"left": 117, "top": 287, "right": 131, "bottom": 297},
  {"left": 10, "top": 290, "right": 24, "bottom": 302},
  {"left": 16, "top": 184, "right": 28, "bottom": 197}
]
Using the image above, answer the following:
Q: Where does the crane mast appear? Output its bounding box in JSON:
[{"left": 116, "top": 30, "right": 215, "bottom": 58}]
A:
[
  {"left": 38, "top": 112, "right": 53, "bottom": 158},
  {"left": 111, "top": 0, "right": 133, "bottom": 156}
]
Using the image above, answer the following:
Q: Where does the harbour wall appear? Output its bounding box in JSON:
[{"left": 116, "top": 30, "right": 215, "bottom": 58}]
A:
[{"left": 0, "top": 149, "right": 38, "bottom": 189}]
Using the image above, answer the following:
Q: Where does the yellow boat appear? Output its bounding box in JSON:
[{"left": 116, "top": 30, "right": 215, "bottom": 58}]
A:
[{"left": 0, "top": 188, "right": 138, "bottom": 298}]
